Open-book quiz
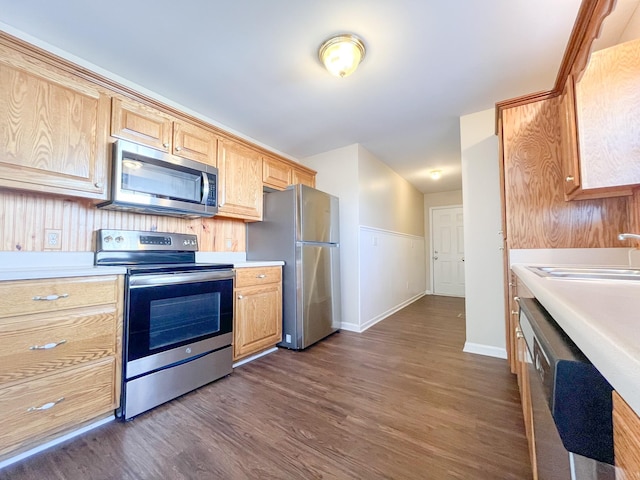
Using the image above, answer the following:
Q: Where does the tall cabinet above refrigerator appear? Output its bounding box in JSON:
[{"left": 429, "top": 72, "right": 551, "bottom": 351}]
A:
[{"left": 247, "top": 184, "right": 341, "bottom": 350}]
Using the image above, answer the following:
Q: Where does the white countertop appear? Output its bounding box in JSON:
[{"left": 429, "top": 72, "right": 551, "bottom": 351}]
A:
[
  {"left": 512, "top": 263, "right": 640, "bottom": 417},
  {"left": 0, "top": 251, "right": 283, "bottom": 281}
]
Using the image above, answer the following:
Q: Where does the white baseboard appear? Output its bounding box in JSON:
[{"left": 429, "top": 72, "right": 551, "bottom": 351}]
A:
[
  {"left": 339, "top": 322, "right": 360, "bottom": 332},
  {"left": 358, "top": 293, "right": 426, "bottom": 333},
  {"left": 463, "top": 342, "right": 508, "bottom": 360},
  {"left": 0, "top": 415, "right": 114, "bottom": 471}
]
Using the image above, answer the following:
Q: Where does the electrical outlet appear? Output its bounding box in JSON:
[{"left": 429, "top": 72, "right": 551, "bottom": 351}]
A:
[{"left": 44, "top": 229, "right": 62, "bottom": 250}]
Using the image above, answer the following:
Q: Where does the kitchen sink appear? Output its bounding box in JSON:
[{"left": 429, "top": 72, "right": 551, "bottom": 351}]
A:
[{"left": 528, "top": 266, "right": 640, "bottom": 281}]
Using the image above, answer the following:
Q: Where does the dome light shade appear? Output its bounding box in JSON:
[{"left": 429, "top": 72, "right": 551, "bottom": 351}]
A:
[
  {"left": 319, "top": 34, "right": 366, "bottom": 78},
  {"left": 430, "top": 170, "right": 442, "bottom": 180}
]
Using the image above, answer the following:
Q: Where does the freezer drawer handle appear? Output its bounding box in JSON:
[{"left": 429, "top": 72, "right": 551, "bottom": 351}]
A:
[
  {"left": 27, "top": 397, "right": 65, "bottom": 412},
  {"left": 29, "top": 340, "right": 67, "bottom": 351},
  {"left": 32, "top": 293, "right": 69, "bottom": 301}
]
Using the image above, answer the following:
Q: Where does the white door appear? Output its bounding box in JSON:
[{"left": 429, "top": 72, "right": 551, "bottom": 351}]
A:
[{"left": 431, "top": 206, "right": 465, "bottom": 297}]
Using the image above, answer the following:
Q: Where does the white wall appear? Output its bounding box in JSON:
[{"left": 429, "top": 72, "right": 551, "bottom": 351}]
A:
[
  {"left": 359, "top": 227, "right": 425, "bottom": 330},
  {"left": 304, "top": 144, "right": 426, "bottom": 332},
  {"left": 460, "top": 108, "right": 507, "bottom": 359},
  {"left": 358, "top": 146, "right": 425, "bottom": 236},
  {"left": 423, "top": 190, "right": 463, "bottom": 292}
]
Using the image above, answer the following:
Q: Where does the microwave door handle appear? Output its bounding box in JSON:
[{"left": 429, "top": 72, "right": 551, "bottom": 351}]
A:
[{"left": 201, "top": 172, "right": 210, "bottom": 205}]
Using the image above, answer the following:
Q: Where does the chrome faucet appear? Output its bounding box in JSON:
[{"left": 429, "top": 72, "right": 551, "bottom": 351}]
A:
[{"left": 618, "top": 233, "right": 640, "bottom": 241}]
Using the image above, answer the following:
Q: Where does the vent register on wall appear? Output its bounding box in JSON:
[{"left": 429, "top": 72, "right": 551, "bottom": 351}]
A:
[{"left": 97, "top": 140, "right": 218, "bottom": 218}]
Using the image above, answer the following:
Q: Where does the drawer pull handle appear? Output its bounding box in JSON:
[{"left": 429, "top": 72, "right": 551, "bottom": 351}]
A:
[
  {"left": 29, "top": 340, "right": 67, "bottom": 351},
  {"left": 27, "top": 397, "right": 65, "bottom": 412},
  {"left": 32, "top": 293, "right": 69, "bottom": 301},
  {"left": 256, "top": 274, "right": 267, "bottom": 279}
]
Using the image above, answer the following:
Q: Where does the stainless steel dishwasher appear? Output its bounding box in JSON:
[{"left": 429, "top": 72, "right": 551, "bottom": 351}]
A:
[{"left": 518, "top": 298, "right": 615, "bottom": 480}]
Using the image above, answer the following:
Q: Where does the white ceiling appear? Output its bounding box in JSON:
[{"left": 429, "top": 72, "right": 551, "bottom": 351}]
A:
[{"left": 0, "top": 0, "right": 583, "bottom": 194}]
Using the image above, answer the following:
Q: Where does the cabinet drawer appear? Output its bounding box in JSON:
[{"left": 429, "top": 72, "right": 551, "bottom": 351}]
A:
[
  {"left": 0, "top": 357, "right": 116, "bottom": 456},
  {"left": 0, "top": 306, "right": 118, "bottom": 384},
  {"left": 0, "top": 276, "right": 120, "bottom": 318},
  {"left": 235, "top": 267, "right": 281, "bottom": 288}
]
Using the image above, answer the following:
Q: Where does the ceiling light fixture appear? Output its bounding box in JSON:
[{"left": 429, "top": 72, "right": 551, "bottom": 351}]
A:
[
  {"left": 318, "top": 34, "right": 366, "bottom": 78},
  {"left": 430, "top": 170, "right": 442, "bottom": 180}
]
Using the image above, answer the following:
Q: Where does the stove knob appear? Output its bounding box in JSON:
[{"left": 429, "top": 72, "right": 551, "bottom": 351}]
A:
[
  {"left": 104, "top": 235, "right": 113, "bottom": 243},
  {"left": 183, "top": 239, "right": 190, "bottom": 246},
  {"left": 115, "top": 236, "right": 124, "bottom": 243}
]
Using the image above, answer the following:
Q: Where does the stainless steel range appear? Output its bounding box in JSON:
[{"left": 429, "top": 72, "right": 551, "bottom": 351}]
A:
[{"left": 95, "top": 229, "right": 234, "bottom": 420}]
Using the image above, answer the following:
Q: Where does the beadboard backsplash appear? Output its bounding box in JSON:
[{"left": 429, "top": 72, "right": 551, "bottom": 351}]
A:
[{"left": 0, "top": 190, "right": 246, "bottom": 252}]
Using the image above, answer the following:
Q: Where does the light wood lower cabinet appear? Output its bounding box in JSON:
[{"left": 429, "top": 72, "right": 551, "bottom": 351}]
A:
[
  {"left": 613, "top": 391, "right": 640, "bottom": 480},
  {"left": 516, "top": 326, "right": 537, "bottom": 479},
  {"left": 0, "top": 275, "right": 123, "bottom": 460},
  {"left": 233, "top": 266, "right": 282, "bottom": 361}
]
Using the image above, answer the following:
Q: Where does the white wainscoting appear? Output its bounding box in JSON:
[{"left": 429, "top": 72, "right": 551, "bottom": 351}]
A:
[{"left": 358, "top": 226, "right": 426, "bottom": 332}]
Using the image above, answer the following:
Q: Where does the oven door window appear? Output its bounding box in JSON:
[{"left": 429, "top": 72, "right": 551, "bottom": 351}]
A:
[{"left": 127, "top": 277, "right": 233, "bottom": 361}]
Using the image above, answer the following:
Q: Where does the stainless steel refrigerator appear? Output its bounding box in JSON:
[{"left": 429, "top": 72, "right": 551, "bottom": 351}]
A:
[{"left": 247, "top": 184, "right": 341, "bottom": 350}]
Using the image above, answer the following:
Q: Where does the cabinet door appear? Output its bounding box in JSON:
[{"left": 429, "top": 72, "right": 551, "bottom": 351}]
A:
[
  {"left": 217, "top": 139, "right": 263, "bottom": 221},
  {"left": 613, "top": 391, "right": 640, "bottom": 479},
  {"left": 111, "top": 97, "right": 173, "bottom": 153},
  {"left": 234, "top": 283, "right": 282, "bottom": 360},
  {"left": 0, "top": 357, "right": 116, "bottom": 457},
  {"left": 574, "top": 38, "right": 640, "bottom": 191},
  {"left": 0, "top": 44, "right": 110, "bottom": 200},
  {"left": 262, "top": 156, "right": 291, "bottom": 190},
  {"left": 516, "top": 331, "right": 537, "bottom": 476},
  {"left": 560, "top": 77, "right": 581, "bottom": 196},
  {"left": 292, "top": 167, "right": 315, "bottom": 188},
  {"left": 173, "top": 120, "right": 218, "bottom": 166}
]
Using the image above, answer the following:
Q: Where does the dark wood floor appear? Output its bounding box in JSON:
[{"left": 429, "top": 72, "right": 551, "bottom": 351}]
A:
[{"left": 1, "top": 295, "right": 532, "bottom": 479}]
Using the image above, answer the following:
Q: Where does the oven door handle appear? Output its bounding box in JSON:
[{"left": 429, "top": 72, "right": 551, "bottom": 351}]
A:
[{"left": 129, "top": 270, "right": 235, "bottom": 287}]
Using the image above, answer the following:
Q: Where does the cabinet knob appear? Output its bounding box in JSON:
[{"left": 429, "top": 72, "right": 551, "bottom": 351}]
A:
[
  {"left": 163, "top": 142, "right": 170, "bottom": 148},
  {"left": 257, "top": 274, "right": 267, "bottom": 279},
  {"left": 511, "top": 310, "right": 519, "bottom": 316},
  {"left": 94, "top": 182, "right": 103, "bottom": 189},
  {"left": 237, "top": 295, "right": 244, "bottom": 299},
  {"left": 566, "top": 176, "right": 575, "bottom": 182},
  {"left": 175, "top": 146, "right": 182, "bottom": 152}
]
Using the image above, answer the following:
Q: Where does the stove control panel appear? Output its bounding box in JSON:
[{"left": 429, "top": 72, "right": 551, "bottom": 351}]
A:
[{"left": 96, "top": 229, "right": 198, "bottom": 252}]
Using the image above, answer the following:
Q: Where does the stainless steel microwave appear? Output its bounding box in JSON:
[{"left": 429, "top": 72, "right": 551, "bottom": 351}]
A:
[{"left": 98, "top": 139, "right": 218, "bottom": 218}]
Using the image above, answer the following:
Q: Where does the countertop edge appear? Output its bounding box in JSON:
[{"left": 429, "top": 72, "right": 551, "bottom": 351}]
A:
[{"left": 512, "top": 263, "right": 640, "bottom": 418}]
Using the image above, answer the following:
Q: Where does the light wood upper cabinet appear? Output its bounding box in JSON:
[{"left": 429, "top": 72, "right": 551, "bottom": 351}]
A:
[
  {"left": 233, "top": 266, "right": 282, "bottom": 361},
  {"left": 110, "top": 97, "right": 173, "bottom": 152},
  {"left": 111, "top": 97, "right": 218, "bottom": 167},
  {"left": 262, "top": 155, "right": 292, "bottom": 190},
  {"left": 563, "top": 38, "right": 640, "bottom": 200},
  {"left": 263, "top": 155, "right": 317, "bottom": 191},
  {"left": 0, "top": 41, "right": 110, "bottom": 200},
  {"left": 217, "top": 139, "right": 263, "bottom": 221},
  {"left": 559, "top": 76, "right": 581, "bottom": 197},
  {"left": 292, "top": 167, "right": 315, "bottom": 188}
]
